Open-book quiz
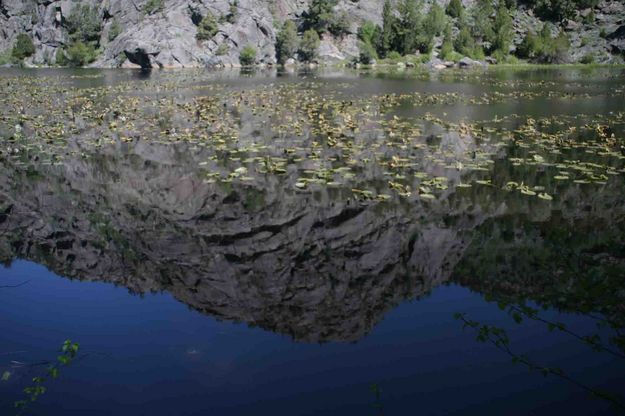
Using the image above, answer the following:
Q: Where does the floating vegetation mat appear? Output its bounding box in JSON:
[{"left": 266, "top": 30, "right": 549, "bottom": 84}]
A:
[{"left": 1, "top": 68, "right": 624, "bottom": 209}]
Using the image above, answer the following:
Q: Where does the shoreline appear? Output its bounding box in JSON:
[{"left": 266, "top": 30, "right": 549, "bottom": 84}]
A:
[{"left": 3, "top": 62, "right": 625, "bottom": 71}]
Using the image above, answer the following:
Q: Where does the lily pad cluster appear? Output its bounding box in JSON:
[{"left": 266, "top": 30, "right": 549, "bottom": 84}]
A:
[{"left": 0, "top": 68, "right": 624, "bottom": 208}]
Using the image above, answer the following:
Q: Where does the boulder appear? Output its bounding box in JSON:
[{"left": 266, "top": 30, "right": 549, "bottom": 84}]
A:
[
  {"left": 425, "top": 57, "right": 446, "bottom": 70},
  {"left": 485, "top": 56, "right": 498, "bottom": 65},
  {"left": 458, "top": 57, "right": 485, "bottom": 68}
]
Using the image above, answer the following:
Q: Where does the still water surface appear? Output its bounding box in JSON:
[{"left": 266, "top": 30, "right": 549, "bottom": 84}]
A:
[{"left": 1, "top": 67, "right": 624, "bottom": 415}]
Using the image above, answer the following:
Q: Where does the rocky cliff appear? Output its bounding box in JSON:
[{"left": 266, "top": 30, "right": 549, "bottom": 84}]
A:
[{"left": 0, "top": 0, "right": 624, "bottom": 68}]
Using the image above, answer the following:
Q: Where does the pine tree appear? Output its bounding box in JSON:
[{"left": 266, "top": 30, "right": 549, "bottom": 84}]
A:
[
  {"left": 276, "top": 21, "right": 299, "bottom": 63},
  {"left": 446, "top": 0, "right": 464, "bottom": 19},
  {"left": 379, "top": 0, "right": 395, "bottom": 57}
]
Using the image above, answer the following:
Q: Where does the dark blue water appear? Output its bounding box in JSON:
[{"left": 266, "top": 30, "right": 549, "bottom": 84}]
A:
[{"left": 1, "top": 261, "right": 623, "bottom": 415}]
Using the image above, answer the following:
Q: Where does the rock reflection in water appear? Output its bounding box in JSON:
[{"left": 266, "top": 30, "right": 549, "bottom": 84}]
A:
[{"left": 1, "top": 132, "right": 624, "bottom": 344}]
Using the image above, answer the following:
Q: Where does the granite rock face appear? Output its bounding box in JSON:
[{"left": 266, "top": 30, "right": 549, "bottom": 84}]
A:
[
  {"left": 0, "top": 0, "right": 364, "bottom": 67},
  {"left": 1, "top": 0, "right": 624, "bottom": 67}
]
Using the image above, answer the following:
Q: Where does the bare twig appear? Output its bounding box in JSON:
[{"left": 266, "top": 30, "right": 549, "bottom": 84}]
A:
[
  {"left": 0, "top": 280, "right": 30, "bottom": 289},
  {"left": 455, "top": 313, "right": 625, "bottom": 412}
]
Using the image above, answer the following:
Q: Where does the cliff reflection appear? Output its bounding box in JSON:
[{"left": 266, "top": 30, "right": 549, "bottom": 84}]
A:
[{"left": 1, "top": 134, "right": 624, "bottom": 343}]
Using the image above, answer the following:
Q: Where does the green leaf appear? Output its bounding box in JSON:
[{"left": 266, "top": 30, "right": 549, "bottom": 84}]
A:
[
  {"left": 47, "top": 367, "right": 59, "bottom": 379},
  {"left": 14, "top": 400, "right": 27, "bottom": 409},
  {"left": 1, "top": 371, "right": 11, "bottom": 381}
]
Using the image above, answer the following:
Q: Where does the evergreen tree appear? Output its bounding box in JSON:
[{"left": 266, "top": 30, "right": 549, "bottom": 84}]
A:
[
  {"left": 454, "top": 20, "right": 482, "bottom": 58},
  {"left": 379, "top": 0, "right": 395, "bottom": 57},
  {"left": 395, "top": 0, "right": 422, "bottom": 55},
  {"left": 303, "top": 0, "right": 337, "bottom": 34},
  {"left": 439, "top": 23, "right": 454, "bottom": 60},
  {"left": 446, "top": 0, "right": 464, "bottom": 19},
  {"left": 11, "top": 34, "right": 35, "bottom": 60},
  {"left": 491, "top": 4, "right": 512, "bottom": 57},
  {"left": 328, "top": 11, "right": 351, "bottom": 37},
  {"left": 358, "top": 21, "right": 378, "bottom": 45},
  {"left": 424, "top": 3, "right": 447, "bottom": 37},
  {"left": 299, "top": 29, "right": 320, "bottom": 61},
  {"left": 276, "top": 21, "right": 299, "bottom": 64},
  {"left": 516, "top": 31, "right": 539, "bottom": 59},
  {"left": 239, "top": 46, "right": 257, "bottom": 66},
  {"left": 66, "top": 4, "right": 102, "bottom": 45},
  {"left": 196, "top": 12, "right": 218, "bottom": 41},
  {"left": 359, "top": 41, "right": 378, "bottom": 64},
  {"left": 471, "top": 0, "right": 494, "bottom": 43}
]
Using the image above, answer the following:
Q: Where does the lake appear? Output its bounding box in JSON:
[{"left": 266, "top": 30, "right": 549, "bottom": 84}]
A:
[{"left": 1, "top": 66, "right": 625, "bottom": 415}]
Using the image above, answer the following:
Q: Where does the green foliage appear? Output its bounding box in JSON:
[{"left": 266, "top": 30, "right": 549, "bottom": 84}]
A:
[
  {"left": 582, "top": 8, "right": 595, "bottom": 24},
  {"left": 526, "top": 0, "right": 599, "bottom": 22},
  {"left": 11, "top": 34, "right": 35, "bottom": 60},
  {"left": 13, "top": 340, "right": 79, "bottom": 415},
  {"left": 541, "top": 30, "right": 570, "bottom": 63},
  {"left": 415, "top": 34, "right": 434, "bottom": 54},
  {"left": 439, "top": 24, "right": 454, "bottom": 60},
  {"left": 226, "top": 0, "right": 238, "bottom": 24},
  {"left": 370, "top": 383, "right": 384, "bottom": 414},
  {"left": 328, "top": 10, "right": 350, "bottom": 37},
  {"left": 374, "top": 0, "right": 470, "bottom": 59},
  {"left": 517, "top": 31, "right": 537, "bottom": 59},
  {"left": 55, "top": 48, "right": 69, "bottom": 66},
  {"left": 215, "top": 43, "right": 229, "bottom": 56},
  {"left": 358, "top": 20, "right": 378, "bottom": 46},
  {"left": 62, "top": 3, "right": 102, "bottom": 65},
  {"left": 299, "top": 29, "right": 320, "bottom": 61},
  {"left": 599, "top": 28, "right": 607, "bottom": 38},
  {"left": 394, "top": 0, "right": 422, "bottom": 55},
  {"left": 239, "top": 45, "right": 257, "bottom": 66},
  {"left": 66, "top": 4, "right": 102, "bottom": 45},
  {"left": 454, "top": 22, "right": 480, "bottom": 58},
  {"left": 303, "top": 0, "right": 337, "bottom": 34},
  {"left": 144, "top": 0, "right": 164, "bottom": 15},
  {"left": 580, "top": 53, "right": 595, "bottom": 64},
  {"left": 359, "top": 41, "right": 378, "bottom": 64},
  {"left": 379, "top": 0, "right": 395, "bottom": 57},
  {"left": 424, "top": 3, "right": 447, "bottom": 37},
  {"left": 456, "top": 304, "right": 625, "bottom": 410},
  {"left": 446, "top": 0, "right": 464, "bottom": 19},
  {"left": 472, "top": 44, "right": 485, "bottom": 60},
  {"left": 386, "top": 51, "right": 402, "bottom": 60},
  {"left": 67, "top": 41, "right": 98, "bottom": 67},
  {"left": 515, "top": 25, "right": 570, "bottom": 63},
  {"left": 197, "top": 12, "right": 218, "bottom": 41},
  {"left": 580, "top": 36, "right": 588, "bottom": 47},
  {"left": 108, "top": 18, "right": 122, "bottom": 42},
  {"left": 471, "top": 0, "right": 495, "bottom": 43},
  {"left": 491, "top": 4, "right": 512, "bottom": 56},
  {"left": 276, "top": 20, "right": 299, "bottom": 64},
  {"left": 0, "top": 49, "right": 14, "bottom": 66}
]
